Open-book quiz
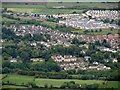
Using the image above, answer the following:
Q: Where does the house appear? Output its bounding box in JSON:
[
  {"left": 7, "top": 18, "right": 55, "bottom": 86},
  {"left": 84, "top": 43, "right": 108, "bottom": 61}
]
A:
[
  {"left": 93, "top": 62, "right": 98, "bottom": 65},
  {"left": 10, "top": 58, "right": 17, "bottom": 63},
  {"left": 112, "top": 58, "right": 118, "bottom": 63},
  {"left": 30, "top": 42, "right": 37, "bottom": 46},
  {"left": 84, "top": 56, "right": 91, "bottom": 61},
  {"left": 30, "top": 58, "right": 44, "bottom": 62}
]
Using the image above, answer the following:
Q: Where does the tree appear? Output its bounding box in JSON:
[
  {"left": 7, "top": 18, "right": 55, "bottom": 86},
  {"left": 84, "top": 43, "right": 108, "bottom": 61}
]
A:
[
  {"left": 72, "top": 11, "right": 77, "bottom": 14},
  {"left": 60, "top": 81, "right": 80, "bottom": 89},
  {"left": 103, "top": 18, "right": 110, "bottom": 23},
  {"left": 99, "top": 29, "right": 102, "bottom": 32},
  {"left": 67, "top": 70, "right": 76, "bottom": 74},
  {"left": 95, "top": 29, "right": 98, "bottom": 32},
  {"left": 19, "top": 51, "right": 31, "bottom": 62},
  {"left": 85, "top": 84, "right": 99, "bottom": 89},
  {"left": 44, "top": 84, "right": 48, "bottom": 88},
  {"left": 71, "top": 38, "right": 80, "bottom": 45},
  {"left": 4, "top": 8, "right": 7, "bottom": 11},
  {"left": 26, "top": 82, "right": 38, "bottom": 88},
  {"left": 95, "top": 41, "right": 101, "bottom": 46},
  {"left": 89, "top": 43, "right": 96, "bottom": 50}
]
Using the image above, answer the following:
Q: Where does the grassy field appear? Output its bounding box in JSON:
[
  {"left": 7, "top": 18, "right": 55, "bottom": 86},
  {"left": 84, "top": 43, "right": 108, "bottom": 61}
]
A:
[
  {"left": 72, "top": 29, "right": 119, "bottom": 35},
  {"left": 2, "top": 4, "right": 83, "bottom": 14},
  {"left": 47, "top": 2, "right": 118, "bottom": 9},
  {"left": 2, "top": 85, "right": 28, "bottom": 88},
  {"left": 2, "top": 74, "right": 120, "bottom": 89},
  {"left": 35, "top": 78, "right": 104, "bottom": 87},
  {"left": 5, "top": 8, "right": 83, "bottom": 14},
  {"left": 2, "top": 2, "right": 118, "bottom": 9},
  {"left": 2, "top": 2, "right": 118, "bottom": 14}
]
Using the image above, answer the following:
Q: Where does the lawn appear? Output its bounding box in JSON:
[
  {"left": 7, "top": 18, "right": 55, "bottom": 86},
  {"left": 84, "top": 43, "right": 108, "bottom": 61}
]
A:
[{"left": 2, "top": 74, "right": 120, "bottom": 88}]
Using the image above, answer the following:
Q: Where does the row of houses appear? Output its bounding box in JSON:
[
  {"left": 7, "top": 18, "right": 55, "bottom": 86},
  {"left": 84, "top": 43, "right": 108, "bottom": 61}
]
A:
[
  {"left": 59, "top": 18, "right": 119, "bottom": 30},
  {"left": 51, "top": 55, "right": 111, "bottom": 71},
  {"left": 3, "top": 10, "right": 80, "bottom": 20},
  {"left": 51, "top": 55, "right": 87, "bottom": 70},
  {"left": 86, "top": 10, "right": 119, "bottom": 20},
  {"left": 10, "top": 58, "right": 44, "bottom": 63}
]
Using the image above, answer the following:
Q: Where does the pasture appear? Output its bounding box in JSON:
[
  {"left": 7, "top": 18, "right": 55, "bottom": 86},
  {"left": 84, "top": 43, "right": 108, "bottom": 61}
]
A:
[
  {"left": 2, "top": 2, "right": 118, "bottom": 14},
  {"left": 2, "top": 74, "right": 120, "bottom": 88}
]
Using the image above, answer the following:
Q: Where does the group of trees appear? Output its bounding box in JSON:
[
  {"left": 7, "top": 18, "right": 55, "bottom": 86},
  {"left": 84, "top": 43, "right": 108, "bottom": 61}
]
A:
[
  {"left": 49, "top": 45, "right": 84, "bottom": 57},
  {"left": 2, "top": 14, "right": 21, "bottom": 21},
  {"left": 60, "top": 81, "right": 80, "bottom": 89},
  {"left": 101, "top": 18, "right": 120, "bottom": 25},
  {"left": 71, "top": 38, "right": 86, "bottom": 45},
  {"left": 83, "top": 29, "right": 103, "bottom": 34}
]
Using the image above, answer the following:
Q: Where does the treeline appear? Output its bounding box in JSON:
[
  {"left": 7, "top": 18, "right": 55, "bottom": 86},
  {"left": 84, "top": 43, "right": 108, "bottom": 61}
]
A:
[
  {"left": 2, "top": 68, "right": 120, "bottom": 81},
  {"left": 56, "top": 6, "right": 119, "bottom": 10},
  {"left": 2, "top": 14, "right": 21, "bottom": 21}
]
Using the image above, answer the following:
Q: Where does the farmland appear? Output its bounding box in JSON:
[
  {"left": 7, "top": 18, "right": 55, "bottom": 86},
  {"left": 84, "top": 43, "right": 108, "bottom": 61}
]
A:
[
  {"left": 2, "top": 2, "right": 119, "bottom": 14},
  {"left": 2, "top": 74, "right": 120, "bottom": 88}
]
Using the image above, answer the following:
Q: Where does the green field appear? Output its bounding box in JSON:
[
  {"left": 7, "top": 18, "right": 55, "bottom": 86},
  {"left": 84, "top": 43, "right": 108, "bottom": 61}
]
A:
[
  {"left": 35, "top": 78, "right": 104, "bottom": 87},
  {"left": 2, "top": 74, "right": 120, "bottom": 88},
  {"left": 2, "top": 2, "right": 118, "bottom": 9},
  {"left": 2, "top": 4, "right": 83, "bottom": 14},
  {"left": 72, "top": 29, "right": 119, "bottom": 35},
  {"left": 47, "top": 2, "right": 118, "bottom": 9},
  {"left": 5, "top": 8, "right": 83, "bottom": 14},
  {"left": 2, "top": 2, "right": 118, "bottom": 14}
]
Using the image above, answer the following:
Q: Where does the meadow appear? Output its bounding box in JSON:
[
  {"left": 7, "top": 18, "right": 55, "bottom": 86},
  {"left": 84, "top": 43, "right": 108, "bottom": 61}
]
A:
[
  {"left": 2, "top": 2, "right": 118, "bottom": 14},
  {"left": 2, "top": 74, "right": 120, "bottom": 88}
]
